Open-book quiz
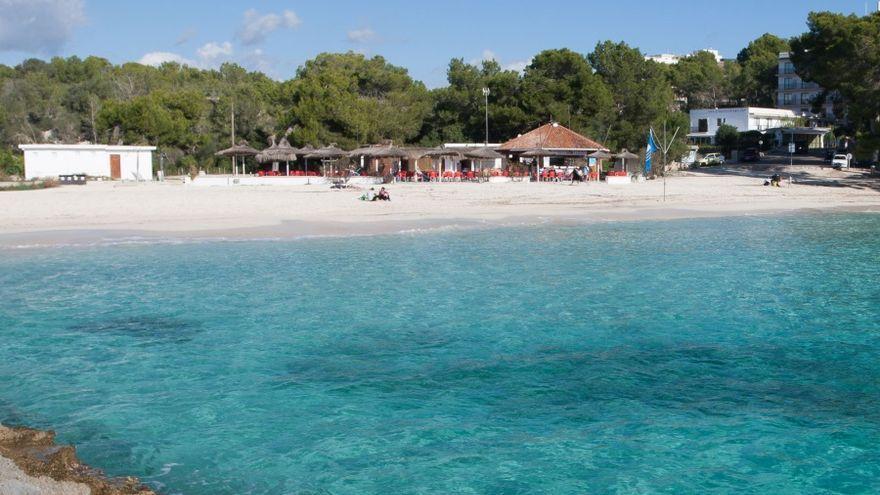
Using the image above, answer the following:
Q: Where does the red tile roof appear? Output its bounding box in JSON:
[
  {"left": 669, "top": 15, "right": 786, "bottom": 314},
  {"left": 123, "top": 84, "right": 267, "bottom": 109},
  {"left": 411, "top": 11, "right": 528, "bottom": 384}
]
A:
[{"left": 496, "top": 122, "right": 608, "bottom": 152}]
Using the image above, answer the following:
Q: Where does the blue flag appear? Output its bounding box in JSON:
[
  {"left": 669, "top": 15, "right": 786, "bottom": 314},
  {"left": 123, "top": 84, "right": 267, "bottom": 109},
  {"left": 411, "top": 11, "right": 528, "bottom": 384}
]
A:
[{"left": 645, "top": 129, "right": 659, "bottom": 173}]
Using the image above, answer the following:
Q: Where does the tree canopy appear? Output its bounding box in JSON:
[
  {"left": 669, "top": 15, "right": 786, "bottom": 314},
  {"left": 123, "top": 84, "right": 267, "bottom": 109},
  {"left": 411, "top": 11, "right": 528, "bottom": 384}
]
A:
[
  {"left": 279, "top": 52, "right": 431, "bottom": 149},
  {"left": 589, "top": 41, "right": 674, "bottom": 150},
  {"left": 734, "top": 34, "right": 790, "bottom": 107},
  {"left": 791, "top": 12, "right": 880, "bottom": 134},
  {"left": 670, "top": 50, "right": 725, "bottom": 110}
]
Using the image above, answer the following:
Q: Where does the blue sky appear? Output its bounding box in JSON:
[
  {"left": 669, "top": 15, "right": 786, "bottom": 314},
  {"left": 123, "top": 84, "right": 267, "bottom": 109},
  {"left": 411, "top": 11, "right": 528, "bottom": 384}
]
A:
[{"left": 0, "top": 0, "right": 873, "bottom": 87}]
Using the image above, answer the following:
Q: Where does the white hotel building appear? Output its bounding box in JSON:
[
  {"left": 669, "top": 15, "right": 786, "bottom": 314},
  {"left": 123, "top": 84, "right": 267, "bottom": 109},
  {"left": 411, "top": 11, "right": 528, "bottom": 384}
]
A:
[{"left": 687, "top": 107, "right": 796, "bottom": 145}]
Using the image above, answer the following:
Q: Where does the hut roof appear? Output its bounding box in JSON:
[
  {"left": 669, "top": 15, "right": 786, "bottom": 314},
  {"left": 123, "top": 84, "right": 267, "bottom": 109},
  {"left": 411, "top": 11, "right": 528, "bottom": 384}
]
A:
[
  {"left": 463, "top": 147, "right": 504, "bottom": 160},
  {"left": 496, "top": 123, "right": 607, "bottom": 153},
  {"left": 587, "top": 150, "right": 613, "bottom": 160},
  {"left": 256, "top": 137, "right": 297, "bottom": 163},
  {"left": 305, "top": 144, "right": 347, "bottom": 159},
  {"left": 423, "top": 148, "right": 465, "bottom": 159},
  {"left": 349, "top": 145, "right": 410, "bottom": 159},
  {"left": 216, "top": 140, "right": 259, "bottom": 157}
]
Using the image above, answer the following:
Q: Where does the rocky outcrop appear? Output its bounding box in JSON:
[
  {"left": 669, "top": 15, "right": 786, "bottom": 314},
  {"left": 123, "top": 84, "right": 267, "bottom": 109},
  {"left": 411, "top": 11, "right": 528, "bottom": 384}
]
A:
[{"left": 0, "top": 424, "right": 156, "bottom": 495}]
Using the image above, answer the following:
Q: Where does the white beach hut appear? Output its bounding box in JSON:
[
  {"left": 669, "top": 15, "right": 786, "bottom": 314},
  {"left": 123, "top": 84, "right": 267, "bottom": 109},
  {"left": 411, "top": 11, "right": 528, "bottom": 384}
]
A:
[{"left": 18, "top": 144, "right": 156, "bottom": 181}]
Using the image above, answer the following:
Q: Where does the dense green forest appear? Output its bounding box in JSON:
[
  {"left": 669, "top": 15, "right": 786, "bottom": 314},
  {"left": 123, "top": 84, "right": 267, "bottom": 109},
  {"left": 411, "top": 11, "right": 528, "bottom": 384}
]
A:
[{"left": 0, "top": 10, "right": 877, "bottom": 176}]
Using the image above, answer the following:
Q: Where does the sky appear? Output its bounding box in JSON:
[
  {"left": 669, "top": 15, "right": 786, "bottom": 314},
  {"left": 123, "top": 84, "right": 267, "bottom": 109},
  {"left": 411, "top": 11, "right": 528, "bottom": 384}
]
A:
[{"left": 0, "top": 0, "right": 874, "bottom": 88}]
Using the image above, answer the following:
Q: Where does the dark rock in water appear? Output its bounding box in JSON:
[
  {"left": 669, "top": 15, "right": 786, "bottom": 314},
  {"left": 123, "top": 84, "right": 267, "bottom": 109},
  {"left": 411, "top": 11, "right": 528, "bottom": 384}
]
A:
[
  {"left": 68, "top": 316, "right": 201, "bottom": 343},
  {"left": 0, "top": 423, "right": 157, "bottom": 494}
]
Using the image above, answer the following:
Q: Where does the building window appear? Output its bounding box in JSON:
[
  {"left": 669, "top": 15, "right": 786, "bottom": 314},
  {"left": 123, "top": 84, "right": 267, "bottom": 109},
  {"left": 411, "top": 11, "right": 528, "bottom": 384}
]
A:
[
  {"left": 698, "top": 119, "right": 708, "bottom": 133},
  {"left": 783, "top": 94, "right": 795, "bottom": 105},
  {"left": 783, "top": 62, "right": 794, "bottom": 74}
]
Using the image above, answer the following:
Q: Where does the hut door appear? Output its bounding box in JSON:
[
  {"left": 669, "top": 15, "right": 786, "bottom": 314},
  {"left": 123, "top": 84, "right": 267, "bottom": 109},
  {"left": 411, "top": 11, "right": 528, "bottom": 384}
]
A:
[{"left": 109, "top": 154, "right": 121, "bottom": 179}]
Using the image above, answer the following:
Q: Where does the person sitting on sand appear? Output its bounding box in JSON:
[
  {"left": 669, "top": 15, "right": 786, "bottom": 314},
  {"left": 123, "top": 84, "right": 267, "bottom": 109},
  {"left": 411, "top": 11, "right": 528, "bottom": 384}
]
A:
[
  {"left": 770, "top": 173, "right": 781, "bottom": 187},
  {"left": 374, "top": 187, "right": 391, "bottom": 201},
  {"left": 360, "top": 187, "right": 376, "bottom": 201}
]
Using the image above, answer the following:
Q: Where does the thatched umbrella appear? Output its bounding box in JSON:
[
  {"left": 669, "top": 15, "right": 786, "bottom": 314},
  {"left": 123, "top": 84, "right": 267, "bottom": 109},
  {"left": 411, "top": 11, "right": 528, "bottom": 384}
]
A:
[
  {"left": 257, "top": 136, "right": 298, "bottom": 176},
  {"left": 423, "top": 148, "right": 464, "bottom": 179},
  {"left": 464, "top": 147, "right": 504, "bottom": 177},
  {"left": 306, "top": 144, "right": 348, "bottom": 177},
  {"left": 614, "top": 149, "right": 640, "bottom": 173},
  {"left": 587, "top": 150, "right": 612, "bottom": 160},
  {"left": 463, "top": 147, "right": 503, "bottom": 160},
  {"left": 216, "top": 140, "right": 259, "bottom": 175},
  {"left": 587, "top": 150, "right": 612, "bottom": 180},
  {"left": 520, "top": 148, "right": 549, "bottom": 181},
  {"left": 292, "top": 144, "right": 316, "bottom": 177}
]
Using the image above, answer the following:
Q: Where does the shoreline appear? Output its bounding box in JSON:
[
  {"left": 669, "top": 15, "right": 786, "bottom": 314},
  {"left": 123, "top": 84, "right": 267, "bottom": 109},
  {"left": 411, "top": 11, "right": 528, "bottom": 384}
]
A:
[
  {"left": 2, "top": 170, "right": 880, "bottom": 248},
  {"left": 0, "top": 423, "right": 156, "bottom": 495},
  {"left": 1, "top": 203, "right": 878, "bottom": 250}
]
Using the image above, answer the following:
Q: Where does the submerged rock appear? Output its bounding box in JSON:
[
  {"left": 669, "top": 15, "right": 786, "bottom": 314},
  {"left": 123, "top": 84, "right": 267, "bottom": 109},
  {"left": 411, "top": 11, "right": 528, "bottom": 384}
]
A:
[{"left": 0, "top": 424, "right": 156, "bottom": 495}]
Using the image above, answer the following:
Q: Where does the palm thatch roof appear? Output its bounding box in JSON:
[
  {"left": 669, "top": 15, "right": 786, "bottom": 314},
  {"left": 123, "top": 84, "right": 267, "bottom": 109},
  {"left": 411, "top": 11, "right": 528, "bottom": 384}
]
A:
[
  {"left": 305, "top": 144, "right": 347, "bottom": 159},
  {"left": 422, "top": 148, "right": 464, "bottom": 159},
  {"left": 463, "top": 147, "right": 504, "bottom": 160},
  {"left": 615, "top": 150, "right": 640, "bottom": 160},
  {"left": 519, "top": 148, "right": 550, "bottom": 157},
  {"left": 587, "top": 150, "right": 613, "bottom": 159},
  {"left": 350, "top": 145, "right": 410, "bottom": 159},
  {"left": 216, "top": 140, "right": 259, "bottom": 157},
  {"left": 256, "top": 137, "right": 298, "bottom": 163}
]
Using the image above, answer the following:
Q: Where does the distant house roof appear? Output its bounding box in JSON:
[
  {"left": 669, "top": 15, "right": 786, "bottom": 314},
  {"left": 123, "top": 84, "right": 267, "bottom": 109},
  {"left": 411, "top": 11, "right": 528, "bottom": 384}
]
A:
[
  {"left": 496, "top": 122, "right": 608, "bottom": 152},
  {"left": 18, "top": 144, "right": 156, "bottom": 151}
]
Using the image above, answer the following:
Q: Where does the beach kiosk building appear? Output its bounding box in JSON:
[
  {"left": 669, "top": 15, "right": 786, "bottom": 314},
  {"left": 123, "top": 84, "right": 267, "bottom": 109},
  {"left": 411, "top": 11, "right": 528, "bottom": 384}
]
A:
[
  {"left": 497, "top": 122, "right": 608, "bottom": 165},
  {"left": 18, "top": 143, "right": 156, "bottom": 181},
  {"left": 496, "top": 122, "right": 608, "bottom": 179}
]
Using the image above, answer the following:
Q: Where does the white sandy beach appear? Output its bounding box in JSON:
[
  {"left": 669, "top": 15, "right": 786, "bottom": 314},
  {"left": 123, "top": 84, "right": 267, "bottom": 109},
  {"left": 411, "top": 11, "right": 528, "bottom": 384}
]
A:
[{"left": 1, "top": 167, "right": 879, "bottom": 246}]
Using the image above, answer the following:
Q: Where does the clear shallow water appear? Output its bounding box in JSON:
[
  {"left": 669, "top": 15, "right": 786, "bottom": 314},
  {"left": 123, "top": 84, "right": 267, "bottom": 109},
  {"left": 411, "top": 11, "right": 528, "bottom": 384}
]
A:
[{"left": 1, "top": 214, "right": 880, "bottom": 494}]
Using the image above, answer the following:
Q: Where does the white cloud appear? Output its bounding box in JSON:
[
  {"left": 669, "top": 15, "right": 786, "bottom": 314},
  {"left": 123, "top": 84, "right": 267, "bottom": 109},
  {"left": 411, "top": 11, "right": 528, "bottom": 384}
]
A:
[
  {"left": 482, "top": 49, "right": 497, "bottom": 62},
  {"left": 238, "top": 9, "right": 301, "bottom": 45},
  {"left": 504, "top": 58, "right": 532, "bottom": 73},
  {"left": 0, "top": 0, "right": 85, "bottom": 54},
  {"left": 347, "top": 28, "right": 377, "bottom": 44},
  {"left": 197, "top": 41, "right": 233, "bottom": 62},
  {"left": 138, "top": 51, "right": 196, "bottom": 67}
]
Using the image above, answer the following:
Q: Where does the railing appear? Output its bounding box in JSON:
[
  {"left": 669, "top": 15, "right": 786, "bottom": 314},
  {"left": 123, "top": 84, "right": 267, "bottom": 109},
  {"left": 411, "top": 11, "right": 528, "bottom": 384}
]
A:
[{"left": 780, "top": 81, "right": 819, "bottom": 91}]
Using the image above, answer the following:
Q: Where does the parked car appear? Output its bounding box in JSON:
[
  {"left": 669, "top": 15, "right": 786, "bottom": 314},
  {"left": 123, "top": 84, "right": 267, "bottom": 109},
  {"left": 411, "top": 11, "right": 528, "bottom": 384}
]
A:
[
  {"left": 741, "top": 148, "right": 760, "bottom": 162},
  {"left": 698, "top": 153, "right": 725, "bottom": 166},
  {"left": 831, "top": 154, "right": 850, "bottom": 169}
]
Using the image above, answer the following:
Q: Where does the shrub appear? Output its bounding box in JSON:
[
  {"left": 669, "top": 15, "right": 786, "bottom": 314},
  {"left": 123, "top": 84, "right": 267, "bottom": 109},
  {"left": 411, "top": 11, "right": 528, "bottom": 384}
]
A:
[
  {"left": 0, "top": 148, "right": 23, "bottom": 178},
  {"left": 179, "top": 155, "right": 198, "bottom": 178},
  {"left": 715, "top": 124, "right": 740, "bottom": 156}
]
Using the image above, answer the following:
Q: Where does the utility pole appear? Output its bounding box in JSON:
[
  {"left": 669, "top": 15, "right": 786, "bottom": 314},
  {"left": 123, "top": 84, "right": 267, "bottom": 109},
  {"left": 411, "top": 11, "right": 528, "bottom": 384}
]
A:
[
  {"left": 482, "top": 87, "right": 490, "bottom": 145},
  {"left": 231, "top": 101, "right": 236, "bottom": 175},
  {"left": 663, "top": 121, "right": 667, "bottom": 202},
  {"left": 652, "top": 120, "right": 681, "bottom": 202}
]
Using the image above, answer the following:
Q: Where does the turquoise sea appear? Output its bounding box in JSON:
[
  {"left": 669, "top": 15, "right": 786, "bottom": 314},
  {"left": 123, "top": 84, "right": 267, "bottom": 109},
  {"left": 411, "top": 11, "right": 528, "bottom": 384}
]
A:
[{"left": 2, "top": 214, "right": 880, "bottom": 494}]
